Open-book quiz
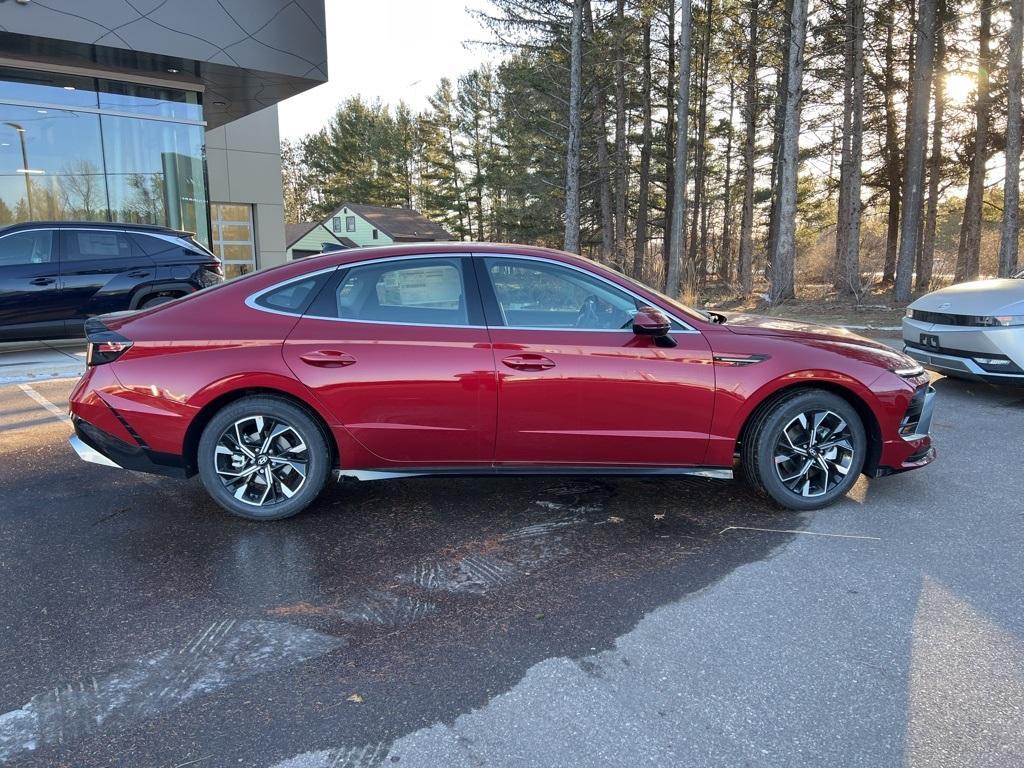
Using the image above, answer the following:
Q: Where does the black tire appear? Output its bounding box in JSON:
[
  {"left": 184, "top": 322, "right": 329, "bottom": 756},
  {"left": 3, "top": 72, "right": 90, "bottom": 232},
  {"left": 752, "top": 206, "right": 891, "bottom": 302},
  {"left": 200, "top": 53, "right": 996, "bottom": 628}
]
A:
[
  {"left": 140, "top": 294, "right": 177, "bottom": 310},
  {"left": 741, "top": 389, "right": 866, "bottom": 511},
  {"left": 197, "top": 396, "right": 331, "bottom": 521}
]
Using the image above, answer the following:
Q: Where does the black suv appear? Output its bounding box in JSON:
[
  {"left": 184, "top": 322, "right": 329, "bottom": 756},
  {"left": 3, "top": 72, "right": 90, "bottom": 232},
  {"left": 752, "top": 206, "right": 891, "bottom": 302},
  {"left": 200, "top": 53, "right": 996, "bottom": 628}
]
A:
[{"left": 0, "top": 221, "right": 223, "bottom": 341}]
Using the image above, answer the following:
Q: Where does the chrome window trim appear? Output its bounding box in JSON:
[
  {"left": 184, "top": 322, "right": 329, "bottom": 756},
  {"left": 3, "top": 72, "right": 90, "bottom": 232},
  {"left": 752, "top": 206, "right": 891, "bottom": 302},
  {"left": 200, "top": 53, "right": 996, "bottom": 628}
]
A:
[
  {"left": 479, "top": 253, "right": 699, "bottom": 333},
  {"left": 244, "top": 252, "right": 701, "bottom": 334}
]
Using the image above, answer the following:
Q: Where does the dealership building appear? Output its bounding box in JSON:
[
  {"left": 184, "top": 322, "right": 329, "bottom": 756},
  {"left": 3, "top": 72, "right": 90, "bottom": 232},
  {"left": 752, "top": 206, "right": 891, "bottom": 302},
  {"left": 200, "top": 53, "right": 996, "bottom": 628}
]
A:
[{"left": 0, "top": 0, "right": 326, "bottom": 277}]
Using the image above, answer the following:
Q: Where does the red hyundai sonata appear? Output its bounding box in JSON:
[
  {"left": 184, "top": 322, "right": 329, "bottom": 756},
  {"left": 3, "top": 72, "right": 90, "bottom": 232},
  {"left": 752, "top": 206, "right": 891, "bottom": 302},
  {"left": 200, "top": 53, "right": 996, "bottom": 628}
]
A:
[{"left": 68, "top": 243, "right": 936, "bottom": 520}]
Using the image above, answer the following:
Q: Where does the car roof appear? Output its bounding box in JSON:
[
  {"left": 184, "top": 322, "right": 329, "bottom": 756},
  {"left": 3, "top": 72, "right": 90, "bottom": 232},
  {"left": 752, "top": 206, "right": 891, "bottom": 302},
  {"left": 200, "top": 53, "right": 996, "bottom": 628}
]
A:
[
  {"left": 0, "top": 221, "right": 194, "bottom": 238},
  {"left": 309, "top": 241, "right": 599, "bottom": 270}
]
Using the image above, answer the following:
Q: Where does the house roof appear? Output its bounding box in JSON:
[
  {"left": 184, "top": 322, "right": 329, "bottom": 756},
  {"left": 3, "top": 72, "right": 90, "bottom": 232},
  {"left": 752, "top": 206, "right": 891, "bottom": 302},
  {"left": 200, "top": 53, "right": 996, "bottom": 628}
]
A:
[
  {"left": 332, "top": 203, "right": 453, "bottom": 242},
  {"left": 286, "top": 221, "right": 325, "bottom": 249}
]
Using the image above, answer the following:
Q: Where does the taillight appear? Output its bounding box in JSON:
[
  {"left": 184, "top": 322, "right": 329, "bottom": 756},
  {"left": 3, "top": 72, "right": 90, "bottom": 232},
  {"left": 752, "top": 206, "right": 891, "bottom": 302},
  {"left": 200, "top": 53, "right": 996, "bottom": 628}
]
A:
[
  {"left": 87, "top": 340, "right": 133, "bottom": 366},
  {"left": 204, "top": 261, "right": 224, "bottom": 276}
]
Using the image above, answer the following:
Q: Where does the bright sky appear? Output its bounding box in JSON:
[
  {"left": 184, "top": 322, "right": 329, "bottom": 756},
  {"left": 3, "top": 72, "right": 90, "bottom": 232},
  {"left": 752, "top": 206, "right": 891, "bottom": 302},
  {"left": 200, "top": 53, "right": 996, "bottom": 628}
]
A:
[{"left": 277, "top": 1, "right": 494, "bottom": 141}]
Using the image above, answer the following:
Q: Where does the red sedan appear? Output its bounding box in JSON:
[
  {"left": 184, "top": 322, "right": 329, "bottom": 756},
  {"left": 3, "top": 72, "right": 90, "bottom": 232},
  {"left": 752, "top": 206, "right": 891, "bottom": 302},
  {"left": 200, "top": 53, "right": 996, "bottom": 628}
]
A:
[{"left": 69, "top": 243, "right": 936, "bottom": 520}]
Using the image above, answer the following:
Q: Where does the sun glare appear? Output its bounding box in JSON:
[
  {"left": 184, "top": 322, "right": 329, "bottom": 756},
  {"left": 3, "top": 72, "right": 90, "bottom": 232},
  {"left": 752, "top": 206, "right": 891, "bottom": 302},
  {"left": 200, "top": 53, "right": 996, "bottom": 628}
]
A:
[{"left": 945, "top": 72, "right": 975, "bottom": 105}]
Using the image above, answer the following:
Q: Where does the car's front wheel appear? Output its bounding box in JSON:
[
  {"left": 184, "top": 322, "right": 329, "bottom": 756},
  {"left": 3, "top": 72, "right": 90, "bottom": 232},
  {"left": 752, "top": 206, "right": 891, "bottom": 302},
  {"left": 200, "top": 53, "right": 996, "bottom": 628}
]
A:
[
  {"left": 741, "top": 389, "right": 866, "bottom": 511},
  {"left": 197, "top": 396, "right": 331, "bottom": 520}
]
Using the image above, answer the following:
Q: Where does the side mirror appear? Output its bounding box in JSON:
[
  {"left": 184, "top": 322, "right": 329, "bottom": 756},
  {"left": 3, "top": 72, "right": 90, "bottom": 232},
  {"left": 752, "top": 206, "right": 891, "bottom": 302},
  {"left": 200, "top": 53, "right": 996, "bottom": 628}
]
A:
[{"left": 632, "top": 306, "right": 677, "bottom": 347}]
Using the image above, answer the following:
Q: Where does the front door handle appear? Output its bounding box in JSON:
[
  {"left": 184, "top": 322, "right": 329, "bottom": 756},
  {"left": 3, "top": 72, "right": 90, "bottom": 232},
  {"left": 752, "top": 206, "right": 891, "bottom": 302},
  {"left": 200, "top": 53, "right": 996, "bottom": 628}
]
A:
[
  {"left": 30, "top": 276, "right": 57, "bottom": 286},
  {"left": 299, "top": 350, "right": 357, "bottom": 368},
  {"left": 502, "top": 354, "right": 556, "bottom": 371}
]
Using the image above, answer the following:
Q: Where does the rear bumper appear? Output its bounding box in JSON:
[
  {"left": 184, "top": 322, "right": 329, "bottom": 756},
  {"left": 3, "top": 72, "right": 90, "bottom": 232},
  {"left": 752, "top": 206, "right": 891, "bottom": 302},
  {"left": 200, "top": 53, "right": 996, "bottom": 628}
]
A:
[{"left": 70, "top": 416, "right": 188, "bottom": 478}]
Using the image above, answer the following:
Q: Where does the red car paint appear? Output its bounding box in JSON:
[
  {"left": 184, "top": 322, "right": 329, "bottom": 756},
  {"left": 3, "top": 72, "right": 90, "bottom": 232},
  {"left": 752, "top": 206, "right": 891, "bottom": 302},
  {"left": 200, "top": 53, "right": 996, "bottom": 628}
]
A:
[{"left": 69, "top": 243, "right": 933, "bottom": 479}]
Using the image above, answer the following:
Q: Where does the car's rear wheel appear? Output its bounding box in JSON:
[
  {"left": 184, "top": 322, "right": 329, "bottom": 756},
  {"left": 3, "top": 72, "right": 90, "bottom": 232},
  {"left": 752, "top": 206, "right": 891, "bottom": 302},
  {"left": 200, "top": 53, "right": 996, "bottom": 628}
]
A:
[
  {"left": 741, "top": 389, "right": 866, "bottom": 511},
  {"left": 140, "top": 294, "right": 178, "bottom": 309},
  {"left": 197, "top": 396, "right": 331, "bottom": 520}
]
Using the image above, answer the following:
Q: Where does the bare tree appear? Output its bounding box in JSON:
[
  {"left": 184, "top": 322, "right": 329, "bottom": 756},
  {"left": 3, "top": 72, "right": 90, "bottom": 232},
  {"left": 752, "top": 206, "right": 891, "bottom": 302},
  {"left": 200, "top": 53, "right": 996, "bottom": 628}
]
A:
[
  {"left": 563, "top": 0, "right": 584, "bottom": 253},
  {"left": 894, "top": 0, "right": 936, "bottom": 303},
  {"left": 737, "top": 0, "right": 758, "bottom": 295},
  {"left": 585, "top": 0, "right": 614, "bottom": 262},
  {"left": 769, "top": 0, "right": 809, "bottom": 303},
  {"left": 999, "top": 0, "right": 1023, "bottom": 277},
  {"left": 633, "top": 14, "right": 654, "bottom": 278},
  {"left": 613, "top": 0, "right": 629, "bottom": 270},
  {"left": 918, "top": 0, "right": 947, "bottom": 291},
  {"left": 834, "top": 0, "right": 865, "bottom": 295},
  {"left": 666, "top": 0, "right": 693, "bottom": 297},
  {"left": 956, "top": 0, "right": 993, "bottom": 281}
]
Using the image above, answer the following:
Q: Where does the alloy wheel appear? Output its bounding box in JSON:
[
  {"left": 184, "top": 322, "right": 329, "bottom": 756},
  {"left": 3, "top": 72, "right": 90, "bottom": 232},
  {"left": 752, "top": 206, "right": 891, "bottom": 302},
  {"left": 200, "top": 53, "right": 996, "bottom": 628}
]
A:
[
  {"left": 213, "top": 415, "right": 309, "bottom": 507},
  {"left": 773, "top": 409, "right": 855, "bottom": 498}
]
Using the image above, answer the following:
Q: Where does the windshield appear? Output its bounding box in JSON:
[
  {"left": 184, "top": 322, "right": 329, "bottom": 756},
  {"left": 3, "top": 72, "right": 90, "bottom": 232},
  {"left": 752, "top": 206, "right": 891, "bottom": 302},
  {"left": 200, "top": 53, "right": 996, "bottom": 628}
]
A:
[{"left": 615, "top": 272, "right": 712, "bottom": 323}]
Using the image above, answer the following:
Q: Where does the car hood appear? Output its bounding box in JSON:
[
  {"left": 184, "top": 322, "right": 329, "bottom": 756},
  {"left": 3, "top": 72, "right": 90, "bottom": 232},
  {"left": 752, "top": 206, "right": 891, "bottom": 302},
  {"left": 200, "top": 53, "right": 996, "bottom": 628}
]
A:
[
  {"left": 718, "top": 312, "right": 916, "bottom": 370},
  {"left": 909, "top": 278, "right": 1024, "bottom": 315}
]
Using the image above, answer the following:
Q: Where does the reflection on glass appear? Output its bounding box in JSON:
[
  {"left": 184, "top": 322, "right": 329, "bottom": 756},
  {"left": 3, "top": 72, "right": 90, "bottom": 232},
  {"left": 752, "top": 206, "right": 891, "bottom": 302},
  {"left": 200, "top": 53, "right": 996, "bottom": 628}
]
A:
[
  {"left": 98, "top": 80, "right": 202, "bottom": 121},
  {"left": 0, "top": 106, "right": 107, "bottom": 224},
  {"left": 101, "top": 115, "right": 209, "bottom": 242},
  {"left": 0, "top": 66, "right": 99, "bottom": 108}
]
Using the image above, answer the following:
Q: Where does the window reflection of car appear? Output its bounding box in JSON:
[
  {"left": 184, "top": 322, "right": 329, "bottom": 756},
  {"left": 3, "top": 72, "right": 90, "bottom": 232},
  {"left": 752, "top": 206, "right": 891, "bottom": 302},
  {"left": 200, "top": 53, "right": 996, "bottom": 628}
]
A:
[
  {"left": 69, "top": 243, "right": 936, "bottom": 522},
  {"left": 902, "top": 270, "right": 1024, "bottom": 384},
  {"left": 0, "top": 221, "right": 223, "bottom": 341}
]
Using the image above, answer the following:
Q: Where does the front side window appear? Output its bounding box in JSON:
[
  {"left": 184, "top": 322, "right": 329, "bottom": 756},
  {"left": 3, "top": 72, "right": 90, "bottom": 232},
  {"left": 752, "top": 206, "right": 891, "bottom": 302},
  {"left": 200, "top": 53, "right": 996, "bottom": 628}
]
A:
[
  {"left": 0, "top": 230, "right": 53, "bottom": 266},
  {"left": 61, "top": 229, "right": 133, "bottom": 260},
  {"left": 483, "top": 257, "right": 641, "bottom": 330},
  {"left": 312, "top": 257, "right": 471, "bottom": 326}
]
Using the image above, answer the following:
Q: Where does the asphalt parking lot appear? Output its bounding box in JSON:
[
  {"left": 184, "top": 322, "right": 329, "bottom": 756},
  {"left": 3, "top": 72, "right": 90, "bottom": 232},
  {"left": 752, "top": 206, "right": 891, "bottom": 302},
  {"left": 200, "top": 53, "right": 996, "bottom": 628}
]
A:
[{"left": 1, "top": 358, "right": 1023, "bottom": 767}]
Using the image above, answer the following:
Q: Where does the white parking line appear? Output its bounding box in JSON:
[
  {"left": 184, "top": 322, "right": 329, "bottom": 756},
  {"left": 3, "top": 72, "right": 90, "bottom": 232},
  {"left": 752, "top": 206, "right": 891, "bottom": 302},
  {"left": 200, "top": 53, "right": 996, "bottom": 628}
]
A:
[
  {"left": 719, "top": 526, "right": 881, "bottom": 541},
  {"left": 17, "top": 383, "right": 71, "bottom": 423}
]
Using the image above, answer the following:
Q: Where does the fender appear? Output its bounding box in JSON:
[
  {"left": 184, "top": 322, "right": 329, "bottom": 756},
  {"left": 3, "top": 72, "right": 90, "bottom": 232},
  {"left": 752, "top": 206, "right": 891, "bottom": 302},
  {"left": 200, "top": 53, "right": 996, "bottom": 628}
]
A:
[{"left": 704, "top": 367, "right": 885, "bottom": 467}]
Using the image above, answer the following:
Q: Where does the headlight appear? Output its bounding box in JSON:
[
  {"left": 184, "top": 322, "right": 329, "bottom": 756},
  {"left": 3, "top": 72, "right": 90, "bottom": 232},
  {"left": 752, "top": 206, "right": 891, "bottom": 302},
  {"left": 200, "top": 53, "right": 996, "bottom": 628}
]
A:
[
  {"left": 891, "top": 363, "right": 926, "bottom": 377},
  {"left": 985, "top": 315, "right": 1024, "bottom": 327},
  {"left": 905, "top": 307, "right": 914, "bottom": 318}
]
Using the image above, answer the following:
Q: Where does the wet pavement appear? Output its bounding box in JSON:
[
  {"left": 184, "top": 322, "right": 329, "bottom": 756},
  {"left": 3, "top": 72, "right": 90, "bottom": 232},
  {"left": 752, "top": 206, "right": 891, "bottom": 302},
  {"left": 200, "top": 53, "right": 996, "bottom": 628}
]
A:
[{"left": 0, "top": 372, "right": 1022, "bottom": 767}]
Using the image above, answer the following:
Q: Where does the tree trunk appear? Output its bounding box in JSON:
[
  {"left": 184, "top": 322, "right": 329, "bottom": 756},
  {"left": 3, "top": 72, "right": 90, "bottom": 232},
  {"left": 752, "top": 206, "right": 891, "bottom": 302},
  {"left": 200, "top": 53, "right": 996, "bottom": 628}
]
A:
[
  {"left": 918, "top": 0, "right": 946, "bottom": 291},
  {"left": 881, "top": 0, "right": 902, "bottom": 284},
  {"left": 769, "top": 0, "right": 808, "bottom": 303},
  {"left": 563, "top": 0, "right": 584, "bottom": 254},
  {"left": 720, "top": 75, "right": 735, "bottom": 282},
  {"left": 738, "top": 0, "right": 758, "bottom": 295},
  {"left": 585, "top": 0, "right": 614, "bottom": 262},
  {"left": 687, "top": 0, "right": 713, "bottom": 290},
  {"left": 664, "top": 0, "right": 677, "bottom": 268},
  {"left": 894, "top": 0, "right": 936, "bottom": 304},
  {"left": 766, "top": 0, "right": 794, "bottom": 270},
  {"left": 999, "top": 0, "right": 1023, "bottom": 277},
  {"left": 834, "top": 0, "right": 865, "bottom": 295},
  {"left": 633, "top": 16, "right": 654, "bottom": 278},
  {"left": 613, "top": 0, "right": 628, "bottom": 270},
  {"left": 956, "top": 0, "right": 992, "bottom": 281},
  {"left": 666, "top": 0, "right": 693, "bottom": 297}
]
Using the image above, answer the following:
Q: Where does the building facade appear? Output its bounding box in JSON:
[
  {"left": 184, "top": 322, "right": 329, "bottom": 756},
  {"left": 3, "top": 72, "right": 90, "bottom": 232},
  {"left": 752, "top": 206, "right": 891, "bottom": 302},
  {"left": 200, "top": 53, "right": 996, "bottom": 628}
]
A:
[
  {"left": 0, "top": 0, "right": 326, "bottom": 277},
  {"left": 325, "top": 203, "right": 453, "bottom": 247}
]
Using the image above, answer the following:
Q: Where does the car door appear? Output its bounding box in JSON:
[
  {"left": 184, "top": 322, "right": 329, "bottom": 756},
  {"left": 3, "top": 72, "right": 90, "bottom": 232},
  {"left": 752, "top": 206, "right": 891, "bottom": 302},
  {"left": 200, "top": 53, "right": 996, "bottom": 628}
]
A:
[
  {"left": 478, "top": 254, "right": 716, "bottom": 467},
  {"left": 281, "top": 254, "right": 497, "bottom": 465},
  {"left": 0, "top": 228, "right": 63, "bottom": 340},
  {"left": 58, "top": 228, "right": 155, "bottom": 334}
]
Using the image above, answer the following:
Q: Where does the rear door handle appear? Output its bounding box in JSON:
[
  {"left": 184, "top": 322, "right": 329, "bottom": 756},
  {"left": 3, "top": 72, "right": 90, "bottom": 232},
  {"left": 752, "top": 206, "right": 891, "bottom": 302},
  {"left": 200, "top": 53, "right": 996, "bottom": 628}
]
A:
[
  {"left": 30, "top": 277, "right": 56, "bottom": 286},
  {"left": 299, "top": 350, "right": 357, "bottom": 368},
  {"left": 502, "top": 354, "right": 556, "bottom": 371}
]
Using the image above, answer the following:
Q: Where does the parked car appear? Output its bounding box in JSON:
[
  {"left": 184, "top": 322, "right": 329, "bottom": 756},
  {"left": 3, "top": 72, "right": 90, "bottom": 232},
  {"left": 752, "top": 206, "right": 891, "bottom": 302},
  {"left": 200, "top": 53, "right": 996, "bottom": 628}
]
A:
[
  {"left": 903, "top": 271, "right": 1024, "bottom": 385},
  {"left": 68, "top": 243, "right": 935, "bottom": 521},
  {"left": 0, "top": 221, "right": 222, "bottom": 341}
]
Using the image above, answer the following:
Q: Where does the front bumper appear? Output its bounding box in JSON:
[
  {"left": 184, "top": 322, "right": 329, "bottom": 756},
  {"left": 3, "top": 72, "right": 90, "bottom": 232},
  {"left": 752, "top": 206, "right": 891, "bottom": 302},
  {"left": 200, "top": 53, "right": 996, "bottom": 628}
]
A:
[
  {"left": 902, "top": 317, "right": 1024, "bottom": 384},
  {"left": 70, "top": 416, "right": 188, "bottom": 478}
]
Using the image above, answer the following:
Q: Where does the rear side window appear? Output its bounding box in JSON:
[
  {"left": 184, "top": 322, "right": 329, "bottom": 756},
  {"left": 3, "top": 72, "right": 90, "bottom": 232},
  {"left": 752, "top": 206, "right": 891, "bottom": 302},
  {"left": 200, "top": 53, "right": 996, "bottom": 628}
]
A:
[
  {"left": 0, "top": 230, "right": 54, "bottom": 266},
  {"left": 309, "top": 257, "right": 476, "bottom": 326},
  {"left": 61, "top": 230, "right": 133, "bottom": 260},
  {"left": 253, "top": 274, "right": 329, "bottom": 314}
]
